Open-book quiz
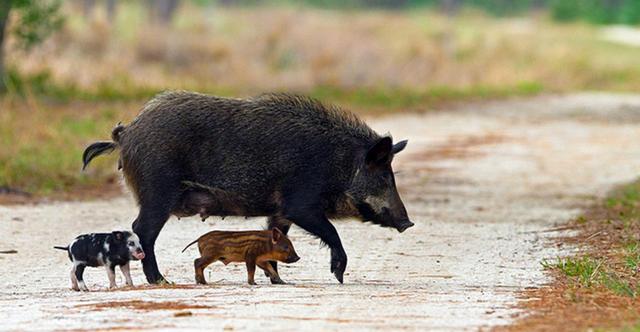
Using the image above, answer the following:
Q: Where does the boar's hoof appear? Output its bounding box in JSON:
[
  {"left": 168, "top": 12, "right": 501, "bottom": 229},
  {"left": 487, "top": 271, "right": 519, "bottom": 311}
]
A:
[
  {"left": 330, "top": 251, "right": 347, "bottom": 284},
  {"left": 148, "top": 275, "right": 170, "bottom": 285},
  {"left": 270, "top": 277, "right": 286, "bottom": 285}
]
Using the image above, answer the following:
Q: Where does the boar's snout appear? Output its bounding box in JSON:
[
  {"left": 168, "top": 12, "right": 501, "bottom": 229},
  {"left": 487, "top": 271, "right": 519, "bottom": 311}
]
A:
[{"left": 395, "top": 219, "right": 414, "bottom": 233}]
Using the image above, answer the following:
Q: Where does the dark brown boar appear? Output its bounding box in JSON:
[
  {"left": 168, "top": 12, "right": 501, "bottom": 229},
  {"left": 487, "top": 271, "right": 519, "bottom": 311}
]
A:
[
  {"left": 181, "top": 228, "right": 300, "bottom": 285},
  {"left": 82, "top": 91, "right": 412, "bottom": 285}
]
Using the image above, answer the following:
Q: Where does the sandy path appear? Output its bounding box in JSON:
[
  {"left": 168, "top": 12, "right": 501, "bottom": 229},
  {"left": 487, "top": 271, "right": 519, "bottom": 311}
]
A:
[{"left": 2, "top": 93, "right": 640, "bottom": 331}]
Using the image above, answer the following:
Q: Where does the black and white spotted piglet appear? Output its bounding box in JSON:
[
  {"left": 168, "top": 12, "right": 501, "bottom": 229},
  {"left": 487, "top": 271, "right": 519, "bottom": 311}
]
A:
[{"left": 54, "top": 231, "right": 145, "bottom": 291}]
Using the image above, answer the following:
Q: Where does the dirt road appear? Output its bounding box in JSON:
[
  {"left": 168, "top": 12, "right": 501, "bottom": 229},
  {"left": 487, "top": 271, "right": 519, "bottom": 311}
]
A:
[{"left": 2, "top": 93, "right": 640, "bottom": 331}]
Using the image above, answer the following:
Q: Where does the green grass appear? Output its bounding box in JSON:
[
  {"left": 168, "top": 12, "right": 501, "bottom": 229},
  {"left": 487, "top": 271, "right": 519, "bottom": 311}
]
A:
[
  {"left": 607, "top": 182, "right": 640, "bottom": 212},
  {"left": 4, "top": 67, "right": 545, "bottom": 107},
  {"left": 625, "top": 243, "right": 640, "bottom": 271},
  {"left": 618, "top": 322, "right": 640, "bottom": 332},
  {"left": 542, "top": 256, "right": 603, "bottom": 287},
  {"left": 306, "top": 81, "right": 544, "bottom": 110},
  {"left": 3, "top": 68, "right": 160, "bottom": 102},
  {"left": 541, "top": 181, "right": 640, "bottom": 299},
  {"left": 542, "top": 256, "right": 638, "bottom": 297},
  {"left": 0, "top": 101, "right": 125, "bottom": 195}
]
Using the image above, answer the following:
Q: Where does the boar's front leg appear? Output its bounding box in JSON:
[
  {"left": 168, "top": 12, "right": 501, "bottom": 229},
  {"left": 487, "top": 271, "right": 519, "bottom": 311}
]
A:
[
  {"left": 284, "top": 200, "right": 347, "bottom": 284},
  {"left": 258, "top": 261, "right": 285, "bottom": 284}
]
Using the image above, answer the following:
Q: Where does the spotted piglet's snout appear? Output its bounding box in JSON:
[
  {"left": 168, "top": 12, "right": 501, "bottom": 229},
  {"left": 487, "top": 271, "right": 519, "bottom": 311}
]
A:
[
  {"left": 132, "top": 248, "right": 145, "bottom": 260},
  {"left": 126, "top": 233, "right": 145, "bottom": 260}
]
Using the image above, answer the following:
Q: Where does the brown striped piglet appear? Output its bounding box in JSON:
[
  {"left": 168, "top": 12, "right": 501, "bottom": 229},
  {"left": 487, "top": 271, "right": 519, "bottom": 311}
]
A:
[{"left": 182, "top": 228, "right": 300, "bottom": 285}]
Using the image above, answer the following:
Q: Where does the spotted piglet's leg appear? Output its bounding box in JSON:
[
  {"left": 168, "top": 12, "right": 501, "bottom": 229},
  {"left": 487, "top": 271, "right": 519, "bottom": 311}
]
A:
[
  {"left": 120, "top": 262, "right": 133, "bottom": 287},
  {"left": 106, "top": 265, "right": 117, "bottom": 289},
  {"left": 70, "top": 266, "right": 79, "bottom": 291},
  {"left": 74, "top": 264, "right": 88, "bottom": 291}
]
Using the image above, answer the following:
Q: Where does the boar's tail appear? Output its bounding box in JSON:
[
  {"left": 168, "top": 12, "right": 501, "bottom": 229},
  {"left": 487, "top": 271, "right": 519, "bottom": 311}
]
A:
[
  {"left": 82, "top": 123, "right": 125, "bottom": 171},
  {"left": 181, "top": 239, "right": 199, "bottom": 253},
  {"left": 53, "top": 246, "right": 69, "bottom": 251}
]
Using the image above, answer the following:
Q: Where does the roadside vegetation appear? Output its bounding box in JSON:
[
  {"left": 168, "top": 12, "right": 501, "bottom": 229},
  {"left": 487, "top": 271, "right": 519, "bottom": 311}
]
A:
[
  {"left": 505, "top": 181, "right": 640, "bottom": 331},
  {"left": 3, "top": 2, "right": 640, "bottom": 198}
]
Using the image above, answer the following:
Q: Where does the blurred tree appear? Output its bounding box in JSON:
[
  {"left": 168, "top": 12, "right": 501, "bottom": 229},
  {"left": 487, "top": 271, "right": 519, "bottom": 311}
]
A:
[
  {"left": 106, "top": 0, "right": 117, "bottom": 21},
  {"left": 0, "top": 0, "right": 63, "bottom": 93},
  {"left": 0, "top": 2, "right": 10, "bottom": 93},
  {"left": 619, "top": 0, "right": 640, "bottom": 24},
  {"left": 82, "top": 0, "right": 118, "bottom": 23},
  {"left": 440, "top": 0, "right": 459, "bottom": 58},
  {"left": 441, "top": 0, "right": 460, "bottom": 15},
  {"left": 83, "top": 0, "right": 95, "bottom": 18},
  {"left": 146, "top": 0, "right": 181, "bottom": 25},
  {"left": 363, "top": 0, "right": 409, "bottom": 9}
]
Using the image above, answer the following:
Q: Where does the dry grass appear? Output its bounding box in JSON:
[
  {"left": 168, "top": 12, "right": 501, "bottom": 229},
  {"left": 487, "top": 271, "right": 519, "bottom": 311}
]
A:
[{"left": 9, "top": 3, "right": 640, "bottom": 94}]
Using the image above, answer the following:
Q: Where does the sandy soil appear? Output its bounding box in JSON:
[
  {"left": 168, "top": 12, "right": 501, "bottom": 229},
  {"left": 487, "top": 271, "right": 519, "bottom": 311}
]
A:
[{"left": 2, "top": 93, "right": 640, "bottom": 331}]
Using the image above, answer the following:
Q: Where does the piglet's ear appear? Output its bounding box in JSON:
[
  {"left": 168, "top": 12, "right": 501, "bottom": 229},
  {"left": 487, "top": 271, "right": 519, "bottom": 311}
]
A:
[
  {"left": 112, "top": 231, "right": 124, "bottom": 242},
  {"left": 272, "top": 228, "right": 283, "bottom": 243}
]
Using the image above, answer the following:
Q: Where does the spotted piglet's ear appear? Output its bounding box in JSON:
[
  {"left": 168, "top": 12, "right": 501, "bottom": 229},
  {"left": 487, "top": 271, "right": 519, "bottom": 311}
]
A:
[
  {"left": 272, "top": 228, "right": 283, "bottom": 244},
  {"left": 112, "top": 231, "right": 124, "bottom": 242}
]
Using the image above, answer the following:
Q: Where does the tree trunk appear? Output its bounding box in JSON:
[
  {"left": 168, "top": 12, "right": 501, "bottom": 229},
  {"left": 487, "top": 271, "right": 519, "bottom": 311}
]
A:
[
  {"left": 440, "top": 0, "right": 459, "bottom": 58},
  {"left": 157, "top": 0, "right": 179, "bottom": 25},
  {"left": 441, "top": 0, "right": 460, "bottom": 16},
  {"left": 106, "top": 0, "right": 117, "bottom": 24},
  {"left": 147, "top": 0, "right": 180, "bottom": 25},
  {"left": 0, "top": 1, "right": 11, "bottom": 93},
  {"left": 83, "top": 0, "right": 96, "bottom": 19}
]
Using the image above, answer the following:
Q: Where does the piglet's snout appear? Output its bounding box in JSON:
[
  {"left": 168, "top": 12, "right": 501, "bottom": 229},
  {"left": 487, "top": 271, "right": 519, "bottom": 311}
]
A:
[
  {"left": 133, "top": 249, "right": 145, "bottom": 260},
  {"left": 286, "top": 254, "right": 300, "bottom": 264}
]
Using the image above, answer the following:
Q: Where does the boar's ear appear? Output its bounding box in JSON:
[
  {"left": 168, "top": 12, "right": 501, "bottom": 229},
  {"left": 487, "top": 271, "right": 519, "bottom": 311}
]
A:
[
  {"left": 272, "top": 228, "right": 283, "bottom": 243},
  {"left": 392, "top": 139, "right": 408, "bottom": 155},
  {"left": 366, "top": 137, "right": 393, "bottom": 168},
  {"left": 111, "top": 231, "right": 124, "bottom": 242}
]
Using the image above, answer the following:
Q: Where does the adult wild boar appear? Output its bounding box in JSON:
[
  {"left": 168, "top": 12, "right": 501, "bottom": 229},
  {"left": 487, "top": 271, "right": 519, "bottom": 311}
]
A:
[{"left": 83, "top": 91, "right": 413, "bottom": 284}]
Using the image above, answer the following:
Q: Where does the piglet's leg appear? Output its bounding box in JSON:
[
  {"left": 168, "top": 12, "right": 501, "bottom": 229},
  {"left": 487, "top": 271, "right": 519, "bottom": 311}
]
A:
[
  {"left": 194, "top": 256, "right": 216, "bottom": 285},
  {"left": 74, "top": 264, "right": 88, "bottom": 291},
  {"left": 246, "top": 257, "right": 257, "bottom": 286},
  {"left": 70, "top": 266, "right": 79, "bottom": 291},
  {"left": 106, "top": 265, "right": 117, "bottom": 289},
  {"left": 120, "top": 262, "right": 134, "bottom": 286},
  {"left": 257, "top": 262, "right": 285, "bottom": 285}
]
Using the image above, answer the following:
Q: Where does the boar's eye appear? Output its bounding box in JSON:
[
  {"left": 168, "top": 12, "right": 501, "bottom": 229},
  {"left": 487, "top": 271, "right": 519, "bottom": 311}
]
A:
[
  {"left": 128, "top": 241, "right": 134, "bottom": 246},
  {"left": 283, "top": 245, "right": 289, "bottom": 251}
]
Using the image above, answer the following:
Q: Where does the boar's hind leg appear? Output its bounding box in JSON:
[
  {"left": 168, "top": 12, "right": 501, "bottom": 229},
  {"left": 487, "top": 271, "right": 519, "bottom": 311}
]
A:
[
  {"left": 258, "top": 261, "right": 285, "bottom": 284},
  {"left": 265, "top": 215, "right": 292, "bottom": 283},
  {"left": 132, "top": 183, "right": 181, "bottom": 284},
  {"left": 284, "top": 201, "right": 347, "bottom": 284}
]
